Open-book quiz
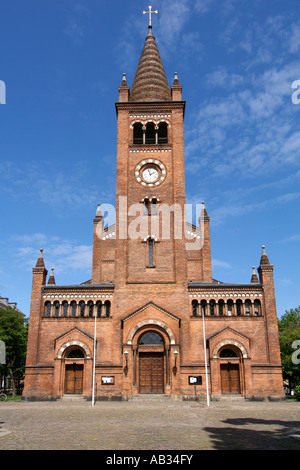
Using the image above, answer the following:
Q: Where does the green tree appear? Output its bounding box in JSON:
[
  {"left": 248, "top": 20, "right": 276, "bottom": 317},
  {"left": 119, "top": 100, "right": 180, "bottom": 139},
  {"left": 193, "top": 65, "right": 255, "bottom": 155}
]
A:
[
  {"left": 278, "top": 306, "right": 300, "bottom": 391},
  {"left": 0, "top": 306, "right": 28, "bottom": 395}
]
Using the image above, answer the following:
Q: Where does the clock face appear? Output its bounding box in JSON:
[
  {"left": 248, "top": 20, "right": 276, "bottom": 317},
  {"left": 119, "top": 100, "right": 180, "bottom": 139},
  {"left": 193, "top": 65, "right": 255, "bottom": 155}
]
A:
[
  {"left": 142, "top": 167, "right": 159, "bottom": 182},
  {"left": 135, "top": 159, "right": 166, "bottom": 187}
]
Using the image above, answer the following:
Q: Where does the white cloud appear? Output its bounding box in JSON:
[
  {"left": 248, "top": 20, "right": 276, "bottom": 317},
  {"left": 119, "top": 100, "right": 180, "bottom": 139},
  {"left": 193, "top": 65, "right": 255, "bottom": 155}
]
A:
[
  {"left": 289, "top": 22, "right": 300, "bottom": 54},
  {"left": 13, "top": 233, "right": 92, "bottom": 277},
  {"left": 212, "top": 259, "right": 232, "bottom": 269}
]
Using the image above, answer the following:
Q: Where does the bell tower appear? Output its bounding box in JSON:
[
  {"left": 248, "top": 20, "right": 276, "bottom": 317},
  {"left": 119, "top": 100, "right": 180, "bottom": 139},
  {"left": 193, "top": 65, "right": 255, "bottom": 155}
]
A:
[{"left": 114, "top": 17, "right": 187, "bottom": 286}]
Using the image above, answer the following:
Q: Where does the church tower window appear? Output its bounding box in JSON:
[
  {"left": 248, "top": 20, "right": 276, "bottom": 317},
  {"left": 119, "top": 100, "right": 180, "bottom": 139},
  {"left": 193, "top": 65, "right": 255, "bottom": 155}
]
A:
[
  {"left": 133, "top": 123, "right": 143, "bottom": 144},
  {"left": 145, "top": 123, "right": 156, "bottom": 144},
  {"left": 148, "top": 238, "right": 154, "bottom": 267},
  {"left": 158, "top": 122, "right": 168, "bottom": 144}
]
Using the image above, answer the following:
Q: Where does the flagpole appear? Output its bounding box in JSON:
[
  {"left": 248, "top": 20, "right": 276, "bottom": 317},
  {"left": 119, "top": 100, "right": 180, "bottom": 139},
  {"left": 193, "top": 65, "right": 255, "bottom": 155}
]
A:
[
  {"left": 202, "top": 309, "right": 210, "bottom": 407},
  {"left": 92, "top": 306, "right": 97, "bottom": 407}
]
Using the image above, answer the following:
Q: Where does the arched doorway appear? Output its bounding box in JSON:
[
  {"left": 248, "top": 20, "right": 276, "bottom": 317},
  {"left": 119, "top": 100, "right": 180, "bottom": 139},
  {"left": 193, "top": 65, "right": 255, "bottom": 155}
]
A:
[
  {"left": 138, "top": 331, "right": 165, "bottom": 394},
  {"left": 219, "top": 347, "right": 241, "bottom": 394},
  {"left": 64, "top": 348, "right": 85, "bottom": 395}
]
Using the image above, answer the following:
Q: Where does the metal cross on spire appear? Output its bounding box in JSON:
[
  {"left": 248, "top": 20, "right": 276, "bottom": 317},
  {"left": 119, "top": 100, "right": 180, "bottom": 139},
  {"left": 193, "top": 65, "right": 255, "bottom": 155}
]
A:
[{"left": 143, "top": 5, "right": 158, "bottom": 27}]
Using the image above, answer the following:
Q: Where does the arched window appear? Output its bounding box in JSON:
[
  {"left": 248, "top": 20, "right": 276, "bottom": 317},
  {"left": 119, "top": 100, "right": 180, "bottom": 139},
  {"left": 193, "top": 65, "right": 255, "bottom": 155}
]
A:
[
  {"left": 148, "top": 238, "right": 154, "bottom": 267},
  {"left": 104, "top": 300, "right": 111, "bottom": 317},
  {"left": 145, "top": 123, "right": 156, "bottom": 144},
  {"left": 71, "top": 301, "right": 76, "bottom": 317},
  {"left": 209, "top": 299, "right": 216, "bottom": 316},
  {"left": 151, "top": 198, "right": 157, "bottom": 215},
  {"left": 96, "top": 300, "right": 102, "bottom": 318},
  {"left": 254, "top": 299, "right": 261, "bottom": 316},
  {"left": 54, "top": 301, "right": 60, "bottom": 317},
  {"left": 45, "top": 301, "right": 51, "bottom": 317},
  {"left": 158, "top": 122, "right": 168, "bottom": 144},
  {"left": 192, "top": 300, "right": 198, "bottom": 316},
  {"left": 236, "top": 299, "right": 243, "bottom": 316},
  {"left": 218, "top": 299, "right": 224, "bottom": 316},
  {"left": 62, "top": 301, "right": 68, "bottom": 317},
  {"left": 201, "top": 300, "right": 207, "bottom": 316},
  {"left": 144, "top": 198, "right": 149, "bottom": 215},
  {"left": 138, "top": 331, "right": 164, "bottom": 345},
  {"left": 79, "top": 301, "right": 85, "bottom": 317},
  {"left": 245, "top": 299, "right": 251, "bottom": 316},
  {"left": 227, "top": 299, "right": 233, "bottom": 316},
  {"left": 88, "top": 300, "right": 94, "bottom": 317},
  {"left": 66, "top": 348, "right": 85, "bottom": 359},
  {"left": 219, "top": 348, "right": 239, "bottom": 358},
  {"left": 133, "top": 123, "right": 143, "bottom": 144}
]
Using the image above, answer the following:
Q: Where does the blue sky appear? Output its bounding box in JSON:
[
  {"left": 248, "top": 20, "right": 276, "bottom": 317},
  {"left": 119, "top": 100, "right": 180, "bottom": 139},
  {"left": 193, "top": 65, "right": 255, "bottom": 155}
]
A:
[{"left": 0, "top": 0, "right": 300, "bottom": 317}]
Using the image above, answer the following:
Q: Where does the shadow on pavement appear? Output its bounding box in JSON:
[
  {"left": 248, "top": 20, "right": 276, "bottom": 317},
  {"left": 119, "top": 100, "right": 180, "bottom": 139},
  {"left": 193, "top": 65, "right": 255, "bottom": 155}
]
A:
[{"left": 204, "top": 417, "right": 300, "bottom": 450}]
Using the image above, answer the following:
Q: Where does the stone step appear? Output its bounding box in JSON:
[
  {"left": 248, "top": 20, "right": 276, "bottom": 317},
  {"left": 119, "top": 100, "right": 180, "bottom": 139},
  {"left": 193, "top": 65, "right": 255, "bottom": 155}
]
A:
[
  {"left": 129, "top": 394, "right": 172, "bottom": 401},
  {"left": 60, "top": 394, "right": 86, "bottom": 401},
  {"left": 212, "top": 394, "right": 245, "bottom": 402}
]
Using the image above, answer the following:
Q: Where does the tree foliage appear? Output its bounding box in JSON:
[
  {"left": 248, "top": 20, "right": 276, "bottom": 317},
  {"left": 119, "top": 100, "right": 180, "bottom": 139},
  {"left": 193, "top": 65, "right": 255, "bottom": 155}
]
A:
[
  {"left": 0, "top": 306, "right": 28, "bottom": 395},
  {"left": 278, "top": 306, "right": 300, "bottom": 387}
]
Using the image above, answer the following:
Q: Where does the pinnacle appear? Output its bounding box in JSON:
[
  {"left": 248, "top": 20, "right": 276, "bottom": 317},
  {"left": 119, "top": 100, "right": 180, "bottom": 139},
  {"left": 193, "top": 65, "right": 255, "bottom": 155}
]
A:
[
  {"left": 260, "top": 245, "right": 270, "bottom": 265},
  {"left": 47, "top": 267, "right": 56, "bottom": 285},
  {"left": 35, "top": 249, "right": 45, "bottom": 268},
  {"left": 251, "top": 266, "right": 259, "bottom": 283}
]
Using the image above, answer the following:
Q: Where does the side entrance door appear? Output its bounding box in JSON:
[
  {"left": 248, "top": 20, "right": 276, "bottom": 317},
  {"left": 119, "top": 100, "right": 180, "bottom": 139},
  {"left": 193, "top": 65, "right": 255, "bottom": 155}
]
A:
[
  {"left": 139, "top": 352, "right": 164, "bottom": 394},
  {"left": 65, "top": 364, "right": 84, "bottom": 394},
  {"left": 220, "top": 363, "right": 240, "bottom": 394}
]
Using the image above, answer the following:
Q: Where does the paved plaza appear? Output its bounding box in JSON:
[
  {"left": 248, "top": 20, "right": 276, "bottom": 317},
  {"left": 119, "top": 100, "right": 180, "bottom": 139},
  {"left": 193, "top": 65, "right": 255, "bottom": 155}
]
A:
[{"left": 0, "top": 397, "right": 299, "bottom": 451}]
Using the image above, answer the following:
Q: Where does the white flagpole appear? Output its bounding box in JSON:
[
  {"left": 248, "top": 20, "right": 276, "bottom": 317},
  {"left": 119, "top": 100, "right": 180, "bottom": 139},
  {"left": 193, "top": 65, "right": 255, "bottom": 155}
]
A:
[
  {"left": 92, "top": 307, "right": 97, "bottom": 407},
  {"left": 202, "top": 309, "right": 210, "bottom": 406}
]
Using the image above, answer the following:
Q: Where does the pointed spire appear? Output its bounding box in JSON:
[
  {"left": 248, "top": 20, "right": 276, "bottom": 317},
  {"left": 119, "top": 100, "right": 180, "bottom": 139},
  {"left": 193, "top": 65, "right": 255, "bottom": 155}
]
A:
[
  {"left": 95, "top": 203, "right": 103, "bottom": 219},
  {"left": 120, "top": 73, "right": 128, "bottom": 87},
  {"left": 35, "top": 249, "right": 45, "bottom": 268},
  {"left": 251, "top": 266, "right": 259, "bottom": 283},
  {"left": 173, "top": 72, "right": 180, "bottom": 85},
  {"left": 47, "top": 267, "right": 56, "bottom": 285},
  {"left": 199, "top": 201, "right": 209, "bottom": 222},
  {"left": 130, "top": 24, "right": 171, "bottom": 102},
  {"left": 260, "top": 245, "right": 270, "bottom": 265}
]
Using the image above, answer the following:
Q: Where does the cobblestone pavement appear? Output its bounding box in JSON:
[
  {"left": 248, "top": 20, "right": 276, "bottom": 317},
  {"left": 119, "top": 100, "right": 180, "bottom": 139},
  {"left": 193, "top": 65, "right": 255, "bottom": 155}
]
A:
[{"left": 0, "top": 398, "right": 299, "bottom": 451}]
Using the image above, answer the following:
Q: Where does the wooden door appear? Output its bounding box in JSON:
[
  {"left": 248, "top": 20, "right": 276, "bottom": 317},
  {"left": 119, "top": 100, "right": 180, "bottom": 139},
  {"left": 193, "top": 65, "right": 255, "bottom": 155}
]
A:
[
  {"left": 221, "top": 363, "right": 240, "bottom": 394},
  {"left": 139, "top": 352, "right": 164, "bottom": 394},
  {"left": 65, "top": 364, "right": 83, "bottom": 394}
]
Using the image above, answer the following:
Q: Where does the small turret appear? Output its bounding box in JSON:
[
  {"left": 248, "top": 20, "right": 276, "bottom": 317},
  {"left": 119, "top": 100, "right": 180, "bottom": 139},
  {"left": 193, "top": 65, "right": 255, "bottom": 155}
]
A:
[
  {"left": 251, "top": 266, "right": 259, "bottom": 284},
  {"left": 47, "top": 267, "right": 56, "bottom": 285}
]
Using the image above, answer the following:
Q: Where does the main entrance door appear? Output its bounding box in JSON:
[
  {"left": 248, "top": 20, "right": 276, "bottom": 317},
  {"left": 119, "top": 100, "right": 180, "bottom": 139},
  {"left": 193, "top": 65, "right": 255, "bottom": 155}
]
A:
[
  {"left": 65, "top": 364, "right": 83, "bottom": 394},
  {"left": 139, "top": 352, "right": 164, "bottom": 394},
  {"left": 220, "top": 363, "right": 240, "bottom": 394}
]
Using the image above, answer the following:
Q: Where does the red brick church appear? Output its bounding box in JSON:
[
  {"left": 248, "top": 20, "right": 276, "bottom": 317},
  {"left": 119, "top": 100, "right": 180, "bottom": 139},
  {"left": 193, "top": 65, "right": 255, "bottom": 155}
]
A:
[{"left": 23, "top": 14, "right": 284, "bottom": 401}]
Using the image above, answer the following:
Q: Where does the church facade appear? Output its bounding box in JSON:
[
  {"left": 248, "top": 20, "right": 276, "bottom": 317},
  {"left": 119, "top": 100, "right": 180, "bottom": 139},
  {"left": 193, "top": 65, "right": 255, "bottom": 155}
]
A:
[{"left": 23, "top": 20, "right": 284, "bottom": 401}]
